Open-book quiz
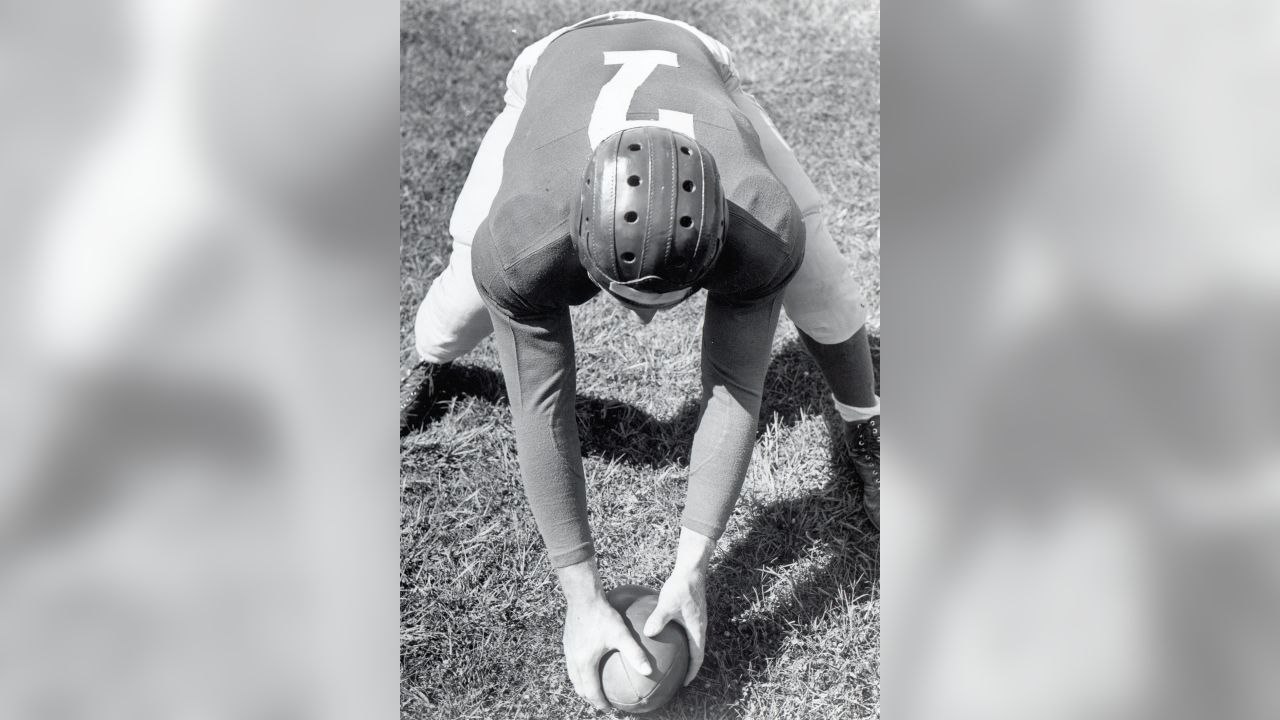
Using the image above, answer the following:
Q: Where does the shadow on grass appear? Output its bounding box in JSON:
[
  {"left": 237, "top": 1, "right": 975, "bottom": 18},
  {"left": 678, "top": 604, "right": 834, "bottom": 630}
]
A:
[
  {"left": 641, "top": 335, "right": 881, "bottom": 717},
  {"left": 401, "top": 361, "right": 703, "bottom": 465},
  {"left": 690, "top": 466, "right": 879, "bottom": 713},
  {"left": 404, "top": 336, "right": 881, "bottom": 714},
  {"left": 408, "top": 362, "right": 507, "bottom": 429},
  {"left": 405, "top": 336, "right": 879, "bottom": 464}
]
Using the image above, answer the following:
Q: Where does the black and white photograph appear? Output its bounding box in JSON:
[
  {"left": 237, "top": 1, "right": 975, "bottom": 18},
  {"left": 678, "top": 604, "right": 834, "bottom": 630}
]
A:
[
  {"left": 399, "top": 2, "right": 880, "bottom": 716},
  {"left": 6, "top": 1, "right": 1280, "bottom": 719}
]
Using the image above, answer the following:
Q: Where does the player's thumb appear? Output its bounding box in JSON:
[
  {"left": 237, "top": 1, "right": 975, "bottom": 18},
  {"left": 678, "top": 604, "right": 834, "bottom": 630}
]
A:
[
  {"left": 643, "top": 604, "right": 675, "bottom": 639},
  {"left": 618, "top": 635, "right": 653, "bottom": 677}
]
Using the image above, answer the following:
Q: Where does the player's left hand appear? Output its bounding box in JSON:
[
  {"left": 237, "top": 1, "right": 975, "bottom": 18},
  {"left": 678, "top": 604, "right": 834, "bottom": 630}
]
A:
[{"left": 643, "top": 567, "right": 707, "bottom": 686}]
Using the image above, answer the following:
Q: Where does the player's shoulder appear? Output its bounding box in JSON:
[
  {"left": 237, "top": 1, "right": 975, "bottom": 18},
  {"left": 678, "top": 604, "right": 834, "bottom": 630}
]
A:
[
  {"left": 472, "top": 197, "right": 594, "bottom": 316},
  {"left": 727, "top": 173, "right": 803, "bottom": 243},
  {"left": 537, "top": 16, "right": 721, "bottom": 70},
  {"left": 702, "top": 187, "right": 805, "bottom": 302}
]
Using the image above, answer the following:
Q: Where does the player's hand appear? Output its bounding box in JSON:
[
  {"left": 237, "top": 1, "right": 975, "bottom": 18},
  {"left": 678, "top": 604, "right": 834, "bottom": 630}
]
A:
[
  {"left": 644, "top": 566, "right": 708, "bottom": 686},
  {"left": 562, "top": 593, "right": 653, "bottom": 712}
]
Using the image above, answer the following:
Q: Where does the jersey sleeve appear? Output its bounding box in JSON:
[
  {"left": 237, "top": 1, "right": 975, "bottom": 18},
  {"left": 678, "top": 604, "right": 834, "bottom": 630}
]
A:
[
  {"left": 485, "top": 300, "right": 596, "bottom": 568},
  {"left": 471, "top": 202, "right": 600, "bottom": 568},
  {"left": 676, "top": 174, "right": 801, "bottom": 539},
  {"left": 681, "top": 289, "right": 786, "bottom": 539}
]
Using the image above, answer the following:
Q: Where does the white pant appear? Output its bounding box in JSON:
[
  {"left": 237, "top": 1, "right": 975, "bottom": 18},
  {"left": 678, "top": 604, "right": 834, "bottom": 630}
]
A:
[{"left": 414, "top": 16, "right": 866, "bottom": 363}]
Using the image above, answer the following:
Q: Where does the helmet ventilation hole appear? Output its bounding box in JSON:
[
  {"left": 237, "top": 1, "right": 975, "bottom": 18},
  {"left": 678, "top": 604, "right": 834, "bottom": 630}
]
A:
[
  {"left": 624, "top": 211, "right": 638, "bottom": 223},
  {"left": 679, "top": 216, "right": 693, "bottom": 228},
  {"left": 627, "top": 175, "right": 641, "bottom": 187},
  {"left": 621, "top": 252, "right": 636, "bottom": 263},
  {"left": 682, "top": 180, "right": 695, "bottom": 192},
  {"left": 680, "top": 146, "right": 691, "bottom": 155},
  {"left": 629, "top": 143, "right": 642, "bottom": 151}
]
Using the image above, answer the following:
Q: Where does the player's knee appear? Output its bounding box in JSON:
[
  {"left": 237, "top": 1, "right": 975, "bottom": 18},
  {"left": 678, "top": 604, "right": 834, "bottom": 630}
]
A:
[
  {"left": 793, "top": 319, "right": 852, "bottom": 345},
  {"left": 413, "top": 328, "right": 443, "bottom": 364},
  {"left": 413, "top": 302, "right": 449, "bottom": 363},
  {"left": 787, "top": 291, "right": 866, "bottom": 344}
]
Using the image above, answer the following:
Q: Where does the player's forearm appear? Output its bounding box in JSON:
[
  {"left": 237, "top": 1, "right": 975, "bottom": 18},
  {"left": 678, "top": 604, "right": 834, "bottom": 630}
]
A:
[
  {"left": 513, "top": 435, "right": 595, "bottom": 567},
  {"left": 681, "top": 385, "right": 759, "bottom": 538}
]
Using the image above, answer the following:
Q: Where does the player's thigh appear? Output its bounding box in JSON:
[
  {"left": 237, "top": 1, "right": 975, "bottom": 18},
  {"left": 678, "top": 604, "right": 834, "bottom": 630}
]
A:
[
  {"left": 731, "top": 92, "right": 866, "bottom": 342},
  {"left": 448, "top": 102, "right": 523, "bottom": 248},
  {"left": 411, "top": 103, "right": 520, "bottom": 362},
  {"left": 782, "top": 214, "right": 868, "bottom": 344}
]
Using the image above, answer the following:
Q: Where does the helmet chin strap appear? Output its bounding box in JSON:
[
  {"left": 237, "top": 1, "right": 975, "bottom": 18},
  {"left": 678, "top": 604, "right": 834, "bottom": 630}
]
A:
[
  {"left": 626, "top": 305, "right": 658, "bottom": 325},
  {"left": 608, "top": 280, "right": 695, "bottom": 307}
]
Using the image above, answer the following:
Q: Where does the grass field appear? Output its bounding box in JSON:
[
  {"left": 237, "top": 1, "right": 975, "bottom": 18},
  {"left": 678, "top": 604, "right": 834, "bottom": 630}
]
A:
[{"left": 400, "top": 1, "right": 880, "bottom": 717}]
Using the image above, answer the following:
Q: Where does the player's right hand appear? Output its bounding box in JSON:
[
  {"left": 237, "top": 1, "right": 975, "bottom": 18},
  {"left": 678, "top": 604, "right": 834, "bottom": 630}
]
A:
[{"left": 562, "top": 594, "right": 653, "bottom": 712}]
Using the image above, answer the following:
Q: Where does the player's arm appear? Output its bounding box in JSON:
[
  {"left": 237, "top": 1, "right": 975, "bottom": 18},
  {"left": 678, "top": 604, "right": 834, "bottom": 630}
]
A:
[
  {"left": 684, "top": 289, "right": 785, "bottom": 544},
  {"left": 644, "top": 288, "right": 786, "bottom": 685},
  {"left": 472, "top": 221, "right": 603, "bottom": 570},
  {"left": 485, "top": 304, "right": 593, "bottom": 567},
  {"left": 484, "top": 303, "right": 650, "bottom": 709}
]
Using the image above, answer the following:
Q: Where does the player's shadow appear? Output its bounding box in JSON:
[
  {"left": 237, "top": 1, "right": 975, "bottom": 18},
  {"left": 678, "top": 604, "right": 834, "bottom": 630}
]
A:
[
  {"left": 401, "top": 362, "right": 705, "bottom": 458},
  {"left": 403, "top": 338, "right": 882, "bottom": 713},
  {"left": 402, "top": 362, "right": 509, "bottom": 429},
  {"left": 573, "top": 397, "right": 700, "bottom": 468},
  {"left": 404, "top": 338, "right": 874, "bottom": 470},
  {"left": 661, "top": 335, "right": 881, "bottom": 717}
]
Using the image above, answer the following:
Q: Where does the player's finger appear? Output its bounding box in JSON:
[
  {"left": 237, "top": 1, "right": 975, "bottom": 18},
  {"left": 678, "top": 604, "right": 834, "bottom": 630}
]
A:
[
  {"left": 642, "top": 603, "right": 675, "bottom": 638},
  {"left": 614, "top": 629, "right": 654, "bottom": 676},
  {"left": 577, "top": 658, "right": 613, "bottom": 712},
  {"left": 564, "top": 654, "right": 581, "bottom": 695},
  {"left": 683, "top": 635, "right": 705, "bottom": 686},
  {"left": 683, "top": 618, "right": 706, "bottom": 686}
]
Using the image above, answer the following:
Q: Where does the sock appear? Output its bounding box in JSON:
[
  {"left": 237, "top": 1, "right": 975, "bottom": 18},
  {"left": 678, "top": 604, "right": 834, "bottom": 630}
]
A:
[
  {"left": 833, "top": 395, "right": 880, "bottom": 423},
  {"left": 798, "top": 327, "right": 878, "bottom": 407}
]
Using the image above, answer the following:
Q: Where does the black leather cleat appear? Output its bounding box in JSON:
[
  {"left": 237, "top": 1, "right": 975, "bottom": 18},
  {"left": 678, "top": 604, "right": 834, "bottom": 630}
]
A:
[
  {"left": 845, "top": 415, "right": 880, "bottom": 530},
  {"left": 400, "top": 361, "right": 442, "bottom": 436}
]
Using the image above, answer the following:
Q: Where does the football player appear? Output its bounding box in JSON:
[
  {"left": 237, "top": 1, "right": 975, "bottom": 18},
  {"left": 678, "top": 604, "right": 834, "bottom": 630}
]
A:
[{"left": 401, "top": 12, "right": 879, "bottom": 711}]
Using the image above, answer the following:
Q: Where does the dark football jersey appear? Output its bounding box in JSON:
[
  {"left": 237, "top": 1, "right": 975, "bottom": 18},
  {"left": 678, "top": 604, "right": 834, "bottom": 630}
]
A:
[
  {"left": 471, "top": 18, "right": 805, "bottom": 318},
  {"left": 468, "top": 16, "right": 808, "bottom": 569}
]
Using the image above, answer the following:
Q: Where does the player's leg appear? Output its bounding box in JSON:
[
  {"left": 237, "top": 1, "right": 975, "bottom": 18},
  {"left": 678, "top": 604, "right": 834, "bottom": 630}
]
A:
[
  {"left": 411, "top": 244, "right": 491, "bottom": 365},
  {"left": 782, "top": 213, "right": 881, "bottom": 528},
  {"left": 730, "top": 90, "right": 878, "bottom": 409},
  {"left": 402, "top": 102, "right": 522, "bottom": 434},
  {"left": 782, "top": 211, "right": 878, "bottom": 412},
  {"left": 798, "top": 325, "right": 877, "bottom": 408},
  {"left": 731, "top": 89, "right": 881, "bottom": 527}
]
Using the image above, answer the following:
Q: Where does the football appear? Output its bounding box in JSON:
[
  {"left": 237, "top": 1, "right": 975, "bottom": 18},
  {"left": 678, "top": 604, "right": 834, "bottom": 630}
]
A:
[{"left": 599, "top": 585, "right": 690, "bottom": 714}]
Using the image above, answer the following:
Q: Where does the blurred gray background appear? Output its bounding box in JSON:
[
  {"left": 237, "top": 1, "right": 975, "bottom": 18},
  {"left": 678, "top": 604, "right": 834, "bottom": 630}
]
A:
[
  {"left": 885, "top": 2, "right": 1280, "bottom": 720},
  {"left": 0, "top": 0, "right": 1276, "bottom": 718}
]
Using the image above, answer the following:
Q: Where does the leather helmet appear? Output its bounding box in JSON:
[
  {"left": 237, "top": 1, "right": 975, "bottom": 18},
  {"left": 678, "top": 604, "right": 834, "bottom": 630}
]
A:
[{"left": 572, "top": 126, "right": 727, "bottom": 304}]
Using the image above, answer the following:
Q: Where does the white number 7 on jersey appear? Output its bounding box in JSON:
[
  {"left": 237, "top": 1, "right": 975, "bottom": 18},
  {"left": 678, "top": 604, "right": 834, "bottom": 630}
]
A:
[{"left": 587, "top": 50, "right": 696, "bottom": 149}]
